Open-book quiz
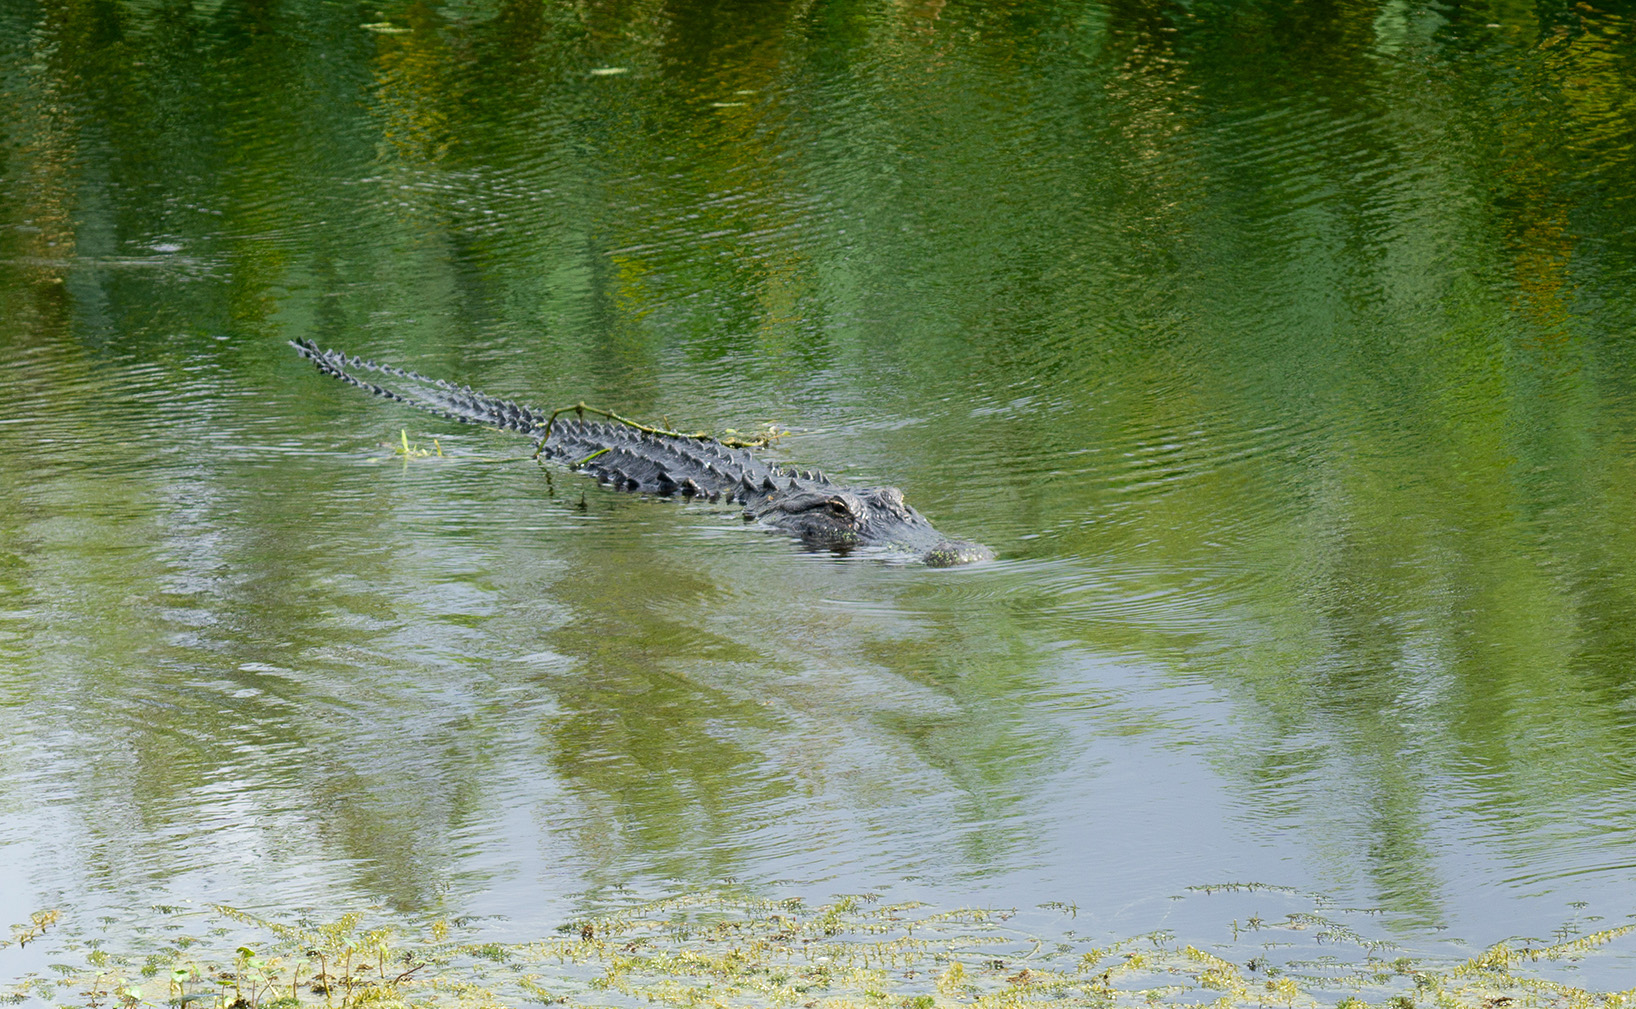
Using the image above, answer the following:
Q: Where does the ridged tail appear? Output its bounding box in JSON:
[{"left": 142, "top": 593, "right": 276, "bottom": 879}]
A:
[{"left": 290, "top": 339, "right": 545, "bottom": 436}]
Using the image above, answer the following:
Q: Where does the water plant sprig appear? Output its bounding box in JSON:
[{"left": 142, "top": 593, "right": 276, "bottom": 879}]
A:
[{"left": 2, "top": 911, "right": 59, "bottom": 951}]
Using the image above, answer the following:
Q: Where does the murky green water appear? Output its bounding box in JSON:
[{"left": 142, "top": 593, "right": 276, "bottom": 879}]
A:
[{"left": 4, "top": 0, "right": 1636, "bottom": 978}]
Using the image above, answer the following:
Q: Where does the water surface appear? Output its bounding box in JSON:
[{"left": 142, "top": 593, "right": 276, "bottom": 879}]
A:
[{"left": 3, "top": 0, "right": 1636, "bottom": 978}]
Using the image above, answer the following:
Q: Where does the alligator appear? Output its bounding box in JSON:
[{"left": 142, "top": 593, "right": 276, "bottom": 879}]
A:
[{"left": 291, "top": 340, "right": 992, "bottom": 566}]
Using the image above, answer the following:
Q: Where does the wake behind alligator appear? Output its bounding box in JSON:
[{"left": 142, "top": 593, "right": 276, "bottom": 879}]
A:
[{"left": 291, "top": 341, "right": 992, "bottom": 566}]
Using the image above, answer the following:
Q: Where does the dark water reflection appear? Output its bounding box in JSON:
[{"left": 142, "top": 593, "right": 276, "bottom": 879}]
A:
[{"left": 4, "top": 0, "right": 1636, "bottom": 975}]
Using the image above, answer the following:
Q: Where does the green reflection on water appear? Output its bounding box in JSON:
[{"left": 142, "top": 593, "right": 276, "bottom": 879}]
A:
[{"left": 2, "top": 0, "right": 1636, "bottom": 949}]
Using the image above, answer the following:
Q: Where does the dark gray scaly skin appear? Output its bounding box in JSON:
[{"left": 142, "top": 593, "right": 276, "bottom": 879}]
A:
[{"left": 291, "top": 340, "right": 992, "bottom": 566}]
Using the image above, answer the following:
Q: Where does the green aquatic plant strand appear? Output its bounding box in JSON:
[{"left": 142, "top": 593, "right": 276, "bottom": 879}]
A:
[
  {"left": 571, "top": 446, "right": 611, "bottom": 469},
  {"left": 535, "top": 401, "right": 784, "bottom": 460}
]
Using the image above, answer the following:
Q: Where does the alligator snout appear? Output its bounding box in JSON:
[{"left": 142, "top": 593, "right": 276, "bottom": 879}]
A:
[{"left": 921, "top": 539, "right": 994, "bottom": 567}]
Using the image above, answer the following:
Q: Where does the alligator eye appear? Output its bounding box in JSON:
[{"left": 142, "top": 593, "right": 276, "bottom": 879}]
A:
[{"left": 825, "top": 500, "right": 851, "bottom": 516}]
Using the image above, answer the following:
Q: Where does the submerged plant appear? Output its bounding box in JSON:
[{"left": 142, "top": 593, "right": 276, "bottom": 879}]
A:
[{"left": 2, "top": 912, "right": 59, "bottom": 951}]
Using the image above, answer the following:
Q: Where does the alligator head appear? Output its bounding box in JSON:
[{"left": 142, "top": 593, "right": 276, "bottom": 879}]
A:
[{"left": 751, "top": 485, "right": 992, "bottom": 567}]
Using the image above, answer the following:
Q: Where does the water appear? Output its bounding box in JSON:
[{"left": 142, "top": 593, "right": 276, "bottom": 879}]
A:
[{"left": 3, "top": 0, "right": 1636, "bottom": 983}]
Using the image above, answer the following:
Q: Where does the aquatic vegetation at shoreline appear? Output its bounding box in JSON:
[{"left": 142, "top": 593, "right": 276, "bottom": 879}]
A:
[{"left": 5, "top": 893, "right": 1635, "bottom": 1009}]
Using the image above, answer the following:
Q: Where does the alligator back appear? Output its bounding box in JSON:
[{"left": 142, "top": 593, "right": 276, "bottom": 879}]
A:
[{"left": 293, "top": 339, "right": 804, "bottom": 501}]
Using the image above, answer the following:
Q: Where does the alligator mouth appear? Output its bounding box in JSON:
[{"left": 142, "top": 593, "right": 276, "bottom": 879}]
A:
[{"left": 920, "top": 540, "right": 994, "bottom": 567}]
